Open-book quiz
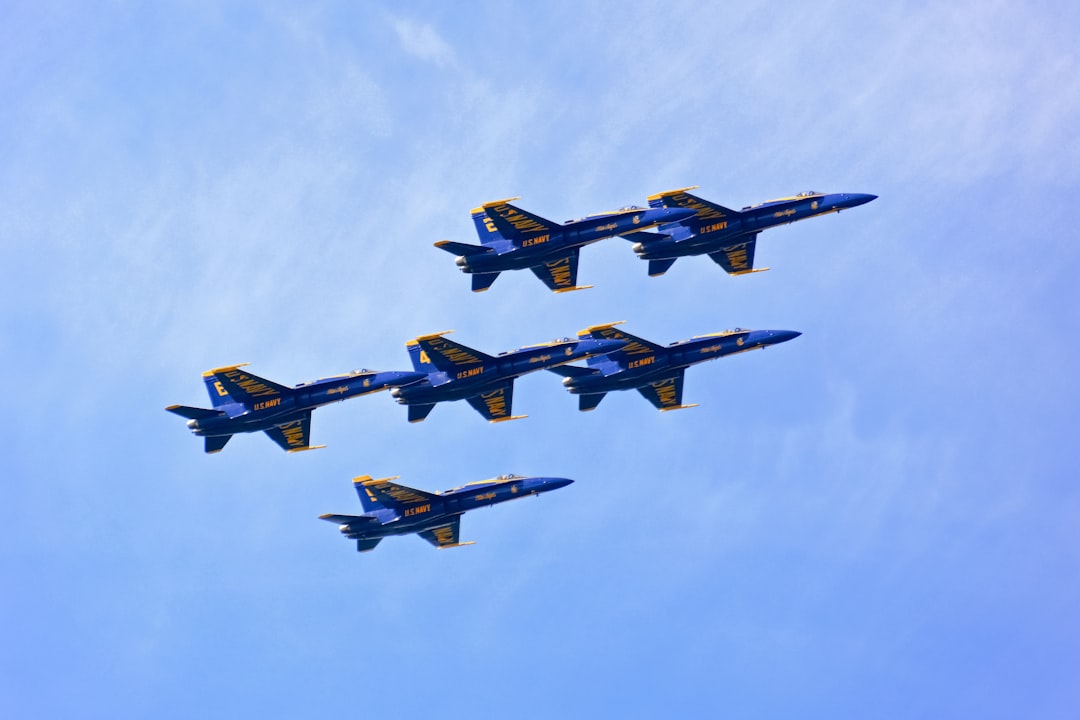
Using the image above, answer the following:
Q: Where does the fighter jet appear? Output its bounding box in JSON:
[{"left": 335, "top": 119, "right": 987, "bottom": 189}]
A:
[
  {"left": 625, "top": 187, "right": 877, "bottom": 277},
  {"left": 548, "top": 322, "right": 801, "bottom": 411},
  {"left": 167, "top": 364, "right": 424, "bottom": 453},
  {"left": 434, "top": 197, "right": 695, "bottom": 292},
  {"left": 389, "top": 330, "right": 627, "bottom": 423},
  {"left": 321, "top": 473, "right": 574, "bottom": 552}
]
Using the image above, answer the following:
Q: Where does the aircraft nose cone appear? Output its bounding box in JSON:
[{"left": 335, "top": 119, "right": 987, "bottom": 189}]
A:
[
  {"left": 844, "top": 193, "right": 877, "bottom": 208},
  {"left": 537, "top": 477, "right": 574, "bottom": 492},
  {"left": 767, "top": 330, "right": 802, "bottom": 345}
]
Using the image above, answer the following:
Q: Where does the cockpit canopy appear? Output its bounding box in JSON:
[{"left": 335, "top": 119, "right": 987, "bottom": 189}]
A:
[{"left": 796, "top": 191, "right": 822, "bottom": 197}]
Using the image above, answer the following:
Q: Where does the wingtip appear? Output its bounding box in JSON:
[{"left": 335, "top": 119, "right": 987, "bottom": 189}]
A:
[
  {"left": 553, "top": 285, "right": 593, "bottom": 294},
  {"left": 202, "top": 362, "right": 250, "bottom": 377},
  {"left": 576, "top": 320, "right": 626, "bottom": 336},
  {"left": 490, "top": 415, "right": 527, "bottom": 423},
  {"left": 414, "top": 330, "right": 454, "bottom": 341},
  {"left": 287, "top": 444, "right": 327, "bottom": 453}
]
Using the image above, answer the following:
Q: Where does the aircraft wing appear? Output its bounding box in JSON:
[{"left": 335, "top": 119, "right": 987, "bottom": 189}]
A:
[
  {"left": 529, "top": 250, "right": 587, "bottom": 292},
  {"left": 646, "top": 187, "right": 739, "bottom": 220},
  {"left": 708, "top": 234, "right": 762, "bottom": 275},
  {"left": 418, "top": 516, "right": 473, "bottom": 549},
  {"left": 636, "top": 371, "right": 697, "bottom": 411},
  {"left": 361, "top": 476, "right": 441, "bottom": 506},
  {"left": 481, "top": 198, "right": 559, "bottom": 244},
  {"left": 414, "top": 332, "right": 494, "bottom": 374},
  {"left": 207, "top": 364, "right": 290, "bottom": 405},
  {"left": 466, "top": 382, "right": 525, "bottom": 422},
  {"left": 264, "top": 412, "right": 324, "bottom": 452},
  {"left": 578, "top": 321, "right": 664, "bottom": 356}
]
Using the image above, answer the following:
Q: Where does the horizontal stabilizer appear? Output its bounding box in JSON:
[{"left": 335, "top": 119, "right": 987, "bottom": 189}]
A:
[
  {"left": 547, "top": 365, "right": 600, "bottom": 379},
  {"left": 356, "top": 538, "right": 383, "bottom": 552},
  {"left": 434, "top": 240, "right": 494, "bottom": 257},
  {"left": 205, "top": 435, "right": 232, "bottom": 454},
  {"left": 415, "top": 333, "right": 495, "bottom": 372},
  {"left": 408, "top": 403, "right": 436, "bottom": 423},
  {"left": 579, "top": 393, "right": 606, "bottom": 412},
  {"left": 648, "top": 258, "right": 678, "bottom": 277},
  {"left": 472, "top": 272, "right": 500, "bottom": 292},
  {"left": 165, "top": 405, "right": 224, "bottom": 420}
]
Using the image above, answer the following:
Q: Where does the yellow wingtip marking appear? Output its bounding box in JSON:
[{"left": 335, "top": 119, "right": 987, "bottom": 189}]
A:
[
  {"left": 659, "top": 404, "right": 699, "bottom": 412},
  {"left": 730, "top": 267, "right": 770, "bottom": 276},
  {"left": 480, "top": 196, "right": 522, "bottom": 208},
  {"left": 434, "top": 240, "right": 450, "bottom": 247},
  {"left": 318, "top": 513, "right": 334, "bottom": 519},
  {"left": 577, "top": 320, "right": 626, "bottom": 336},
  {"left": 414, "top": 330, "right": 454, "bottom": 341},
  {"left": 553, "top": 285, "right": 593, "bottom": 294},
  {"left": 437, "top": 541, "right": 477, "bottom": 549},
  {"left": 203, "top": 362, "right": 250, "bottom": 377},
  {"left": 287, "top": 444, "right": 326, "bottom": 453},
  {"left": 165, "top": 404, "right": 181, "bottom": 410},
  {"left": 352, "top": 475, "right": 373, "bottom": 484},
  {"left": 361, "top": 475, "right": 400, "bottom": 486},
  {"left": 490, "top": 415, "right": 527, "bottom": 423},
  {"left": 645, "top": 185, "right": 699, "bottom": 201}
]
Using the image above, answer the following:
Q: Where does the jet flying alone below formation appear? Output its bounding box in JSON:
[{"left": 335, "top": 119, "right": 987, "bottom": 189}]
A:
[
  {"left": 321, "top": 473, "right": 574, "bottom": 552},
  {"left": 390, "top": 330, "right": 627, "bottom": 423},
  {"left": 167, "top": 364, "right": 424, "bottom": 453},
  {"left": 625, "top": 187, "right": 876, "bottom": 277},
  {"left": 548, "top": 322, "right": 801, "bottom": 411},
  {"left": 434, "top": 197, "right": 694, "bottom": 292}
]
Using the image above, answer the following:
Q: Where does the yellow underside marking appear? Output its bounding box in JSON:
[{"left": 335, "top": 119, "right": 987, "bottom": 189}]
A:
[
  {"left": 730, "top": 267, "right": 770, "bottom": 276},
  {"left": 553, "top": 285, "right": 593, "bottom": 294},
  {"left": 659, "top": 404, "right": 699, "bottom": 412},
  {"left": 490, "top": 415, "right": 527, "bottom": 423}
]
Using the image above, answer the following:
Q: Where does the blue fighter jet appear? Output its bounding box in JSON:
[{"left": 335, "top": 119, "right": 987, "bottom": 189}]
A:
[
  {"left": 320, "top": 473, "right": 574, "bottom": 552},
  {"left": 434, "top": 197, "right": 695, "bottom": 292},
  {"left": 389, "top": 330, "right": 627, "bottom": 423},
  {"left": 167, "top": 364, "right": 424, "bottom": 453},
  {"left": 625, "top": 187, "right": 877, "bottom": 277},
  {"left": 548, "top": 322, "right": 801, "bottom": 411}
]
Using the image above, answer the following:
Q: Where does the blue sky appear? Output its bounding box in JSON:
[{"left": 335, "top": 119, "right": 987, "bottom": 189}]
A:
[{"left": 3, "top": 1, "right": 1079, "bottom": 717}]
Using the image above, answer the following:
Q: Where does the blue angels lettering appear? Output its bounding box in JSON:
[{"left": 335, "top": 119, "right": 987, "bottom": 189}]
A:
[{"left": 320, "top": 473, "right": 574, "bottom": 552}]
